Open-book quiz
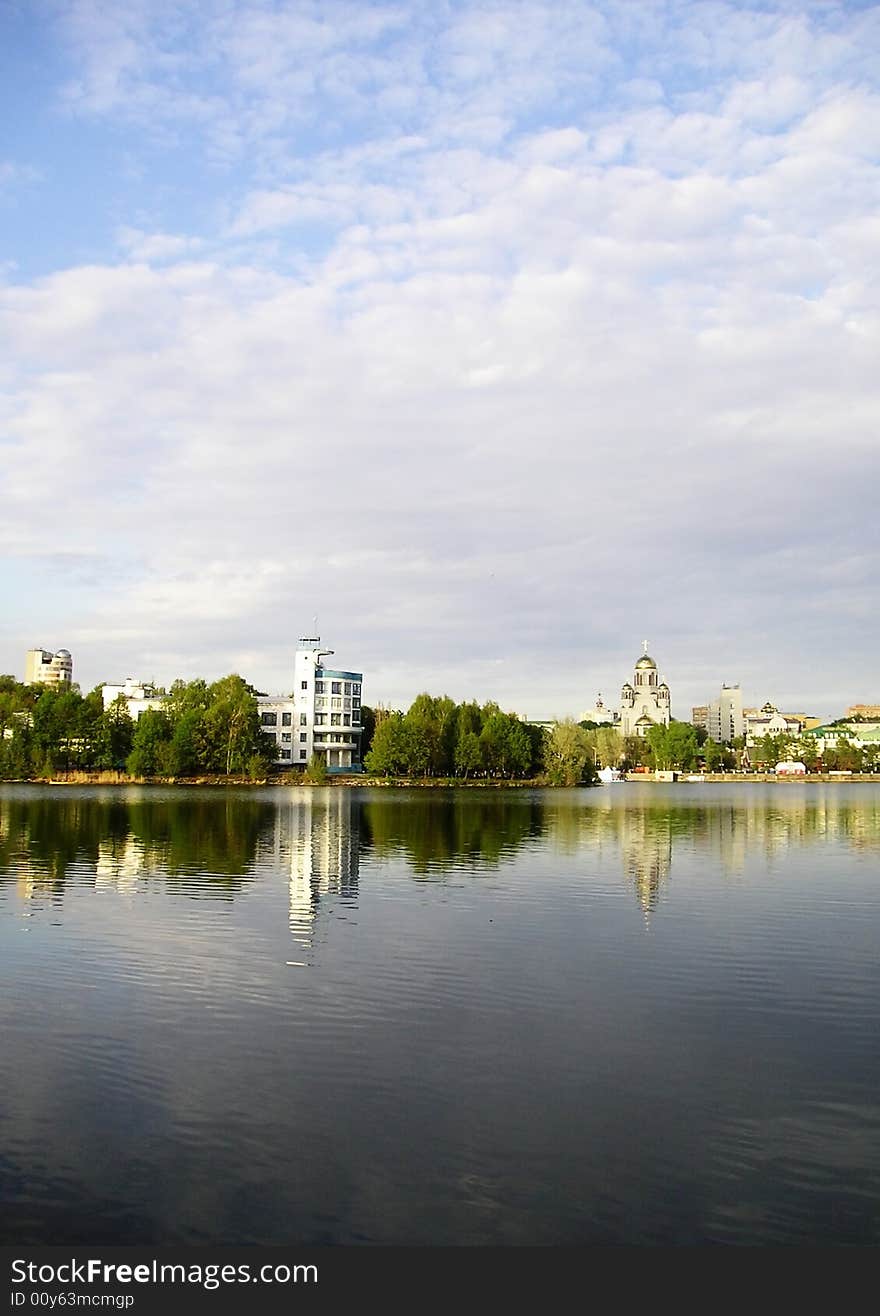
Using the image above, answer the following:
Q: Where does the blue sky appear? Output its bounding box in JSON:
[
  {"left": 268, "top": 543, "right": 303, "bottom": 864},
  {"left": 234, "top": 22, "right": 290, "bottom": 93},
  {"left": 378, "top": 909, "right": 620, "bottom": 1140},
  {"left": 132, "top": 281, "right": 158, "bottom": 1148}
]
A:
[{"left": 2, "top": 0, "right": 878, "bottom": 717}]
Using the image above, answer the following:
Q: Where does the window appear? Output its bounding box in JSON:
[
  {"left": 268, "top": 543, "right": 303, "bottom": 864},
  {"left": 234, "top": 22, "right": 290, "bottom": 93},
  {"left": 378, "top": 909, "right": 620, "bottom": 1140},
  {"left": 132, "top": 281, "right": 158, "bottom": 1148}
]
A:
[
  {"left": 299, "top": 750, "right": 307, "bottom": 760},
  {"left": 316, "top": 697, "right": 327, "bottom": 709},
  {"left": 344, "top": 682, "right": 352, "bottom": 695},
  {"left": 315, "top": 681, "right": 325, "bottom": 694},
  {"left": 300, "top": 733, "right": 307, "bottom": 743},
  {"left": 281, "top": 733, "right": 291, "bottom": 743},
  {"left": 301, "top": 680, "right": 308, "bottom": 690},
  {"left": 352, "top": 698, "right": 360, "bottom": 709},
  {"left": 344, "top": 714, "right": 350, "bottom": 726},
  {"left": 315, "top": 713, "right": 326, "bottom": 726},
  {"left": 281, "top": 712, "right": 291, "bottom": 727},
  {"left": 331, "top": 714, "right": 341, "bottom": 726},
  {"left": 353, "top": 712, "right": 361, "bottom": 724},
  {"left": 331, "top": 697, "right": 342, "bottom": 710},
  {"left": 353, "top": 683, "right": 361, "bottom": 695},
  {"left": 331, "top": 681, "right": 341, "bottom": 694},
  {"left": 261, "top": 712, "right": 277, "bottom": 727},
  {"left": 280, "top": 748, "right": 291, "bottom": 759},
  {"left": 300, "top": 713, "right": 307, "bottom": 726},
  {"left": 344, "top": 698, "right": 351, "bottom": 710}
]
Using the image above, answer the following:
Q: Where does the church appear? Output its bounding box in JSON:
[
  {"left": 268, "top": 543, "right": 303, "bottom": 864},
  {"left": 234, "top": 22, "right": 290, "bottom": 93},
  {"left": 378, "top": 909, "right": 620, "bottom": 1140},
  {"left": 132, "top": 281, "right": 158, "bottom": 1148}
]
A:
[{"left": 619, "top": 644, "right": 671, "bottom": 737}]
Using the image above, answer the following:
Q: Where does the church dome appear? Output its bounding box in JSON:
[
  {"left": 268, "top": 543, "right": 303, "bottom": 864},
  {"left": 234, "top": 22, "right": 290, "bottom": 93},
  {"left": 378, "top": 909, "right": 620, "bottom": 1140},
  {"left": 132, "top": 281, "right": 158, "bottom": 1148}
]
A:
[
  {"left": 635, "top": 713, "right": 654, "bottom": 725},
  {"left": 635, "top": 654, "right": 656, "bottom": 669}
]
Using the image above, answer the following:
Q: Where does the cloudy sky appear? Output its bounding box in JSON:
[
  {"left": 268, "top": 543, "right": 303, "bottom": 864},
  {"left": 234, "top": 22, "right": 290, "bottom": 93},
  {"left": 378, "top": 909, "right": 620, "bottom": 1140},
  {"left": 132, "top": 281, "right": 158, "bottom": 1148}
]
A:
[{"left": 1, "top": 0, "right": 877, "bottom": 719}]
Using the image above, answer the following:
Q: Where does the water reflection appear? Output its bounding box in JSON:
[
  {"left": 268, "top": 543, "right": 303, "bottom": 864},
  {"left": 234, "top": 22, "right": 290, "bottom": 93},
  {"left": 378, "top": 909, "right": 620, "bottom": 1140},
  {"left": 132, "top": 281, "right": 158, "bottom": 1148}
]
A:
[
  {"left": 254, "top": 791, "right": 361, "bottom": 950},
  {"left": 2, "top": 784, "right": 880, "bottom": 1246},
  {"left": 1, "top": 786, "right": 879, "bottom": 925}
]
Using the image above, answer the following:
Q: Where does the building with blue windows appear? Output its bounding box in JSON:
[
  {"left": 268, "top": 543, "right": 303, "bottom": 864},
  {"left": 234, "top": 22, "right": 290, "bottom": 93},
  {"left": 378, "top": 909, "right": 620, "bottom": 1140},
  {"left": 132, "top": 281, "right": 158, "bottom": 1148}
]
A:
[{"left": 258, "top": 638, "right": 363, "bottom": 772}]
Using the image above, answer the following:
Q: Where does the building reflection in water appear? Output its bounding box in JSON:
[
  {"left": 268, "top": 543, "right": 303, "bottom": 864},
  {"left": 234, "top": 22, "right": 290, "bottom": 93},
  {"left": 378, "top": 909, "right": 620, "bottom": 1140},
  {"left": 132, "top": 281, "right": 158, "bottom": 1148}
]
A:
[
  {"left": 256, "top": 790, "right": 360, "bottom": 951},
  {"left": 618, "top": 811, "right": 672, "bottom": 918},
  {"left": 95, "top": 836, "right": 147, "bottom": 895}
]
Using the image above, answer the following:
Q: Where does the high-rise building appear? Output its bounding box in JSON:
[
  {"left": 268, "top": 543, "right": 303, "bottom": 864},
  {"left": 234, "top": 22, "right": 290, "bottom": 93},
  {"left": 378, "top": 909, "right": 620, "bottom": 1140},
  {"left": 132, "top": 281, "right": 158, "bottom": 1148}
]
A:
[
  {"left": 25, "top": 648, "right": 73, "bottom": 686},
  {"left": 705, "top": 685, "right": 744, "bottom": 744}
]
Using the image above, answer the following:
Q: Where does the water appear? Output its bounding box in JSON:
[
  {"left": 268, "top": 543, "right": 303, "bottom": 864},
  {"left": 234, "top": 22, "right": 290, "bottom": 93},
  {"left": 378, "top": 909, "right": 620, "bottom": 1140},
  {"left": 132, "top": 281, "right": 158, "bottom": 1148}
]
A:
[{"left": 1, "top": 782, "right": 879, "bottom": 1244}]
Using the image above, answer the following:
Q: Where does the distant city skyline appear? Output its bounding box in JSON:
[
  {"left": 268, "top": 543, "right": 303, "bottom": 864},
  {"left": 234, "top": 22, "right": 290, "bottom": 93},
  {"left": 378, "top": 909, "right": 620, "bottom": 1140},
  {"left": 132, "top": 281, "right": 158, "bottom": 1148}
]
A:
[
  {"left": 2, "top": 2, "right": 878, "bottom": 719},
  {"left": 7, "top": 636, "right": 871, "bottom": 728}
]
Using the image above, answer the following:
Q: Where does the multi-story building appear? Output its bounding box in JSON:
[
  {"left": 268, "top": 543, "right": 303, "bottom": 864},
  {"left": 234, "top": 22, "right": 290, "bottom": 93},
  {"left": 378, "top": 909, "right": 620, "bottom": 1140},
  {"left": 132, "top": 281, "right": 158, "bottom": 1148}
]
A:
[
  {"left": 845, "top": 704, "right": 880, "bottom": 719},
  {"left": 25, "top": 648, "right": 73, "bottom": 686},
  {"left": 705, "top": 685, "right": 744, "bottom": 744},
  {"left": 619, "top": 644, "right": 671, "bottom": 737},
  {"left": 258, "top": 638, "right": 363, "bottom": 773},
  {"left": 102, "top": 677, "right": 165, "bottom": 720},
  {"left": 691, "top": 706, "right": 709, "bottom": 733}
]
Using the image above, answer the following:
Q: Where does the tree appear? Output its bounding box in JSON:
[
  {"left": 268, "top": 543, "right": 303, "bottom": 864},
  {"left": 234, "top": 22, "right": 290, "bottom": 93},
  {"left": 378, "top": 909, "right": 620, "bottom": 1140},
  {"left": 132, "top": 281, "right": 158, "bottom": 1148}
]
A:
[
  {"left": 359, "top": 705, "right": 377, "bottom": 761},
  {"left": 594, "top": 726, "right": 623, "bottom": 769},
  {"left": 646, "top": 720, "right": 699, "bottom": 771},
  {"left": 454, "top": 729, "right": 482, "bottom": 779},
  {"left": 94, "top": 696, "right": 135, "bottom": 770},
  {"left": 127, "top": 709, "right": 172, "bottom": 776},
  {"left": 202, "top": 675, "right": 267, "bottom": 776},
  {"left": 364, "top": 713, "right": 410, "bottom": 776},
  {"left": 544, "top": 720, "right": 596, "bottom": 786}
]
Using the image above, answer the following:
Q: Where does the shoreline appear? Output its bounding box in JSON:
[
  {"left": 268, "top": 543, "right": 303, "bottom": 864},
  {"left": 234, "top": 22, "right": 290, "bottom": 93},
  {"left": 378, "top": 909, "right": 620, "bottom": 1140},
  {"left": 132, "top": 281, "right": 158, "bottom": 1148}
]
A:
[{"left": 0, "top": 772, "right": 878, "bottom": 788}]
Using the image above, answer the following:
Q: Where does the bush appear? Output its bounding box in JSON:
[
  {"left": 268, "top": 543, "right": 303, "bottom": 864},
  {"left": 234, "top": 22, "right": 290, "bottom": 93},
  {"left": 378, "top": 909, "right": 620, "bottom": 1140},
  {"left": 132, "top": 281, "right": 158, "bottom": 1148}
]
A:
[{"left": 303, "top": 754, "right": 328, "bottom": 783}]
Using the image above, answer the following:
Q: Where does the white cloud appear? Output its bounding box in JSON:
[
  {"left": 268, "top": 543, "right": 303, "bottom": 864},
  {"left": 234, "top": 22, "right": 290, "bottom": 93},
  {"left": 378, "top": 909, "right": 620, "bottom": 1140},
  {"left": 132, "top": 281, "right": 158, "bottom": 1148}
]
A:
[{"left": 3, "top": 0, "right": 879, "bottom": 714}]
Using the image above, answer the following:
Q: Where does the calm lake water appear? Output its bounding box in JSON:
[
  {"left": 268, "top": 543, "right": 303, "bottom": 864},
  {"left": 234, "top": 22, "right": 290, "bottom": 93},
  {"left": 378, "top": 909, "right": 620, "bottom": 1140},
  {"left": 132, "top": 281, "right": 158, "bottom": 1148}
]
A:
[{"left": 1, "top": 782, "right": 879, "bottom": 1245}]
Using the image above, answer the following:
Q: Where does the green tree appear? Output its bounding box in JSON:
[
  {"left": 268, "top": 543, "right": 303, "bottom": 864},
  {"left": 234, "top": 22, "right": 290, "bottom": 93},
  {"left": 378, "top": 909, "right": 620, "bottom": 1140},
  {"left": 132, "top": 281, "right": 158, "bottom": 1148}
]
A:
[
  {"left": 454, "top": 729, "right": 482, "bottom": 779},
  {"left": 126, "top": 709, "right": 172, "bottom": 776},
  {"left": 544, "top": 719, "right": 596, "bottom": 786},
  {"left": 202, "top": 675, "right": 267, "bottom": 775},
  {"left": 364, "top": 713, "right": 410, "bottom": 776},
  {"left": 94, "top": 696, "right": 135, "bottom": 770}
]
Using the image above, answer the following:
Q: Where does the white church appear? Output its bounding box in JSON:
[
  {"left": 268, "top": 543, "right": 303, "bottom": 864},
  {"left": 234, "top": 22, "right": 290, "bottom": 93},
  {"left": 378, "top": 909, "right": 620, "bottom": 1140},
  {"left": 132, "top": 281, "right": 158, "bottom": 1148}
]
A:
[
  {"left": 619, "top": 644, "right": 671, "bottom": 737},
  {"left": 582, "top": 644, "right": 672, "bottom": 737}
]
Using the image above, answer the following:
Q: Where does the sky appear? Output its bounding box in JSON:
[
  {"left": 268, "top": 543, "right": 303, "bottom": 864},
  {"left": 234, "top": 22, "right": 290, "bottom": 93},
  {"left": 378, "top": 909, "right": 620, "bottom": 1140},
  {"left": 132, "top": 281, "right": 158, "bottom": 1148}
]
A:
[{"left": 1, "top": 0, "right": 878, "bottom": 720}]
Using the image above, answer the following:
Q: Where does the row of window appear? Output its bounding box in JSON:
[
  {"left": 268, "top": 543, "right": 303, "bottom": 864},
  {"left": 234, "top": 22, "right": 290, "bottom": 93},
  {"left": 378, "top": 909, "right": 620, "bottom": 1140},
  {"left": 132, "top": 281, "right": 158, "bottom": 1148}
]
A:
[
  {"left": 310, "top": 680, "right": 361, "bottom": 696},
  {"left": 263, "top": 714, "right": 362, "bottom": 731},
  {"left": 261, "top": 711, "right": 316, "bottom": 727}
]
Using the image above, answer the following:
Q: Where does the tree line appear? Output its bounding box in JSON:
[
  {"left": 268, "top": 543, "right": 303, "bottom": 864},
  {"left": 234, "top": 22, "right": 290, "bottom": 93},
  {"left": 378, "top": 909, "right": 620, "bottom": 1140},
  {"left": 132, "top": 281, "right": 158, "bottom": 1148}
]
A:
[
  {"left": 0, "top": 675, "right": 274, "bottom": 779},
  {"left": 363, "top": 695, "right": 600, "bottom": 785},
  {"left": 2, "top": 673, "right": 875, "bottom": 783}
]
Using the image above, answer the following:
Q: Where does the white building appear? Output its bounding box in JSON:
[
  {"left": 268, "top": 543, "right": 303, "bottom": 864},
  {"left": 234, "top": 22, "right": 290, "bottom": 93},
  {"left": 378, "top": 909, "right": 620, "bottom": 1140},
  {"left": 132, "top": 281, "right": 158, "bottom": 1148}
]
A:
[
  {"left": 258, "top": 638, "right": 364, "bottom": 772},
  {"left": 744, "top": 703, "right": 804, "bottom": 746},
  {"left": 101, "top": 678, "right": 165, "bottom": 720},
  {"left": 580, "top": 693, "right": 619, "bottom": 726},
  {"left": 705, "top": 685, "right": 744, "bottom": 744},
  {"left": 619, "top": 644, "right": 671, "bottom": 737},
  {"left": 25, "top": 648, "right": 73, "bottom": 686}
]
